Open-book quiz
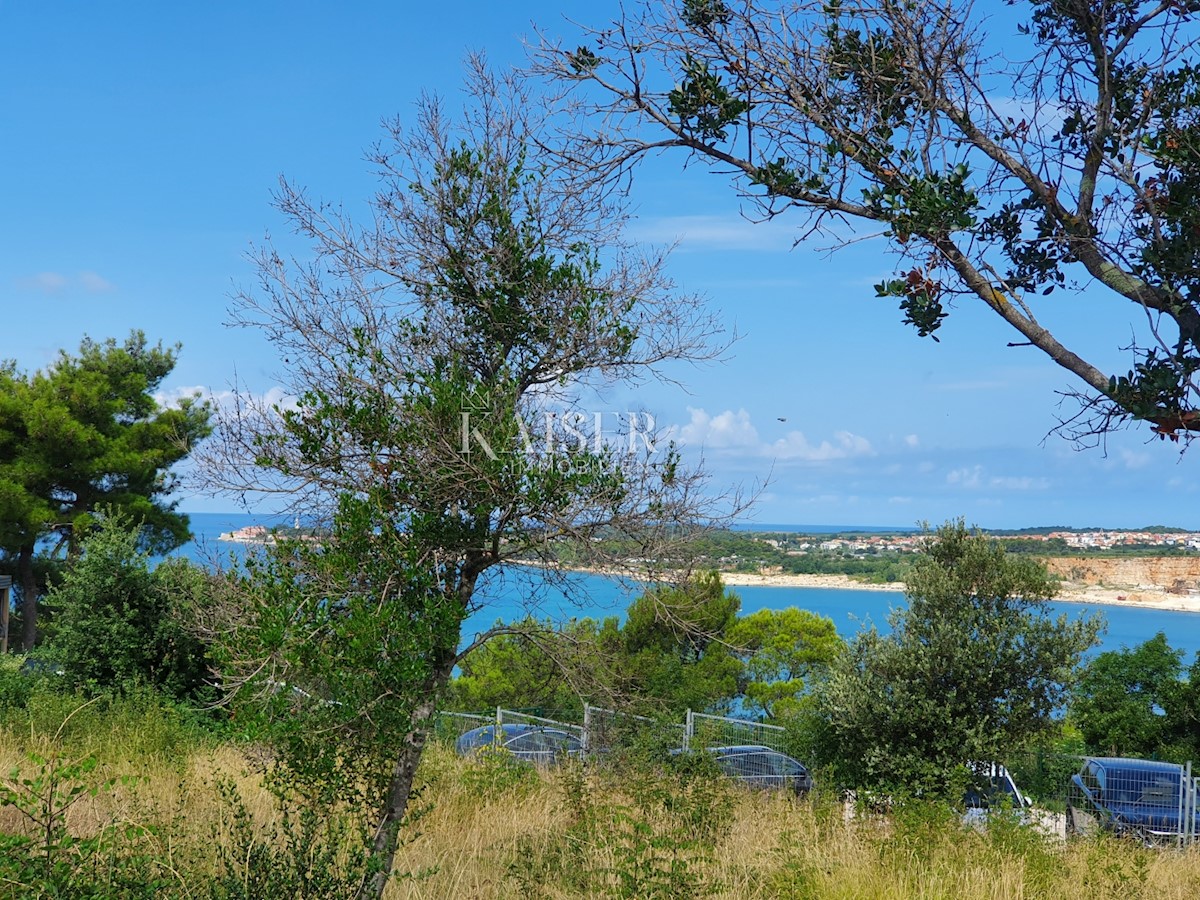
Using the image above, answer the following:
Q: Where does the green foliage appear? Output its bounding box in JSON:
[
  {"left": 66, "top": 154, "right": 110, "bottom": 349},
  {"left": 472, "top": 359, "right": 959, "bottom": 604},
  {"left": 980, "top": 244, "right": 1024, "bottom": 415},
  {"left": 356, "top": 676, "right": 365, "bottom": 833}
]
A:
[
  {"left": 204, "top": 780, "right": 377, "bottom": 900},
  {"left": 506, "top": 757, "right": 729, "bottom": 899},
  {"left": 446, "top": 572, "right": 744, "bottom": 717},
  {"left": 668, "top": 55, "right": 749, "bottom": 142},
  {"left": 728, "top": 607, "right": 843, "bottom": 719},
  {"left": 0, "top": 686, "right": 217, "bottom": 770},
  {"left": 448, "top": 617, "right": 594, "bottom": 714},
  {"left": 553, "top": 0, "right": 1200, "bottom": 438},
  {"left": 614, "top": 572, "right": 742, "bottom": 714},
  {"left": 1071, "top": 632, "right": 1199, "bottom": 760},
  {"left": 818, "top": 520, "right": 1102, "bottom": 796},
  {"left": 214, "top": 72, "right": 717, "bottom": 898},
  {"left": 0, "top": 330, "right": 211, "bottom": 648},
  {"left": 44, "top": 510, "right": 212, "bottom": 700},
  {"left": 0, "top": 727, "right": 176, "bottom": 898}
]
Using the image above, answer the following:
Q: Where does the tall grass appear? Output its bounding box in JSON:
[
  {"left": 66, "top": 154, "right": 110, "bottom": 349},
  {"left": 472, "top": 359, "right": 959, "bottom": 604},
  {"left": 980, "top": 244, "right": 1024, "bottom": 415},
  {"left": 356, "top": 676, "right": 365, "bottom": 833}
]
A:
[
  {"left": 392, "top": 746, "right": 1200, "bottom": 900},
  {"left": 2, "top": 702, "right": 1199, "bottom": 898}
]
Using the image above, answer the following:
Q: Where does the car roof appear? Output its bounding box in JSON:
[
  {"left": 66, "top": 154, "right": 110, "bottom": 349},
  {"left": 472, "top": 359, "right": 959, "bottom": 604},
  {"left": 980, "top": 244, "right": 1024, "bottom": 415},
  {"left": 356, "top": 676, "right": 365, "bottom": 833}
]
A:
[
  {"left": 1085, "top": 756, "right": 1184, "bottom": 774},
  {"left": 459, "top": 723, "right": 577, "bottom": 740},
  {"left": 710, "top": 745, "right": 782, "bottom": 755}
]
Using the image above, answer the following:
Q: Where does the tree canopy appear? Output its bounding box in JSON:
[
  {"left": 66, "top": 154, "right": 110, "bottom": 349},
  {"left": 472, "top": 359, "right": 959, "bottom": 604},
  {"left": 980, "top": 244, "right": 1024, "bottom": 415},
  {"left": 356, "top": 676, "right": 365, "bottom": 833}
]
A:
[
  {"left": 537, "top": 0, "right": 1200, "bottom": 444},
  {"left": 728, "top": 607, "right": 842, "bottom": 720},
  {"left": 200, "top": 65, "right": 730, "bottom": 898},
  {"left": 0, "top": 331, "right": 212, "bottom": 649},
  {"left": 818, "top": 520, "right": 1101, "bottom": 796},
  {"left": 1071, "top": 631, "right": 1200, "bottom": 761}
]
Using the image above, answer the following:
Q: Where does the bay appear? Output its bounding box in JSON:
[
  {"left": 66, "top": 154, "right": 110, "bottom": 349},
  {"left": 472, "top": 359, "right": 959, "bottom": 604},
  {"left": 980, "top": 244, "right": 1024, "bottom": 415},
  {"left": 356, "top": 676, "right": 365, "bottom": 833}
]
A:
[{"left": 178, "top": 512, "right": 1200, "bottom": 660}]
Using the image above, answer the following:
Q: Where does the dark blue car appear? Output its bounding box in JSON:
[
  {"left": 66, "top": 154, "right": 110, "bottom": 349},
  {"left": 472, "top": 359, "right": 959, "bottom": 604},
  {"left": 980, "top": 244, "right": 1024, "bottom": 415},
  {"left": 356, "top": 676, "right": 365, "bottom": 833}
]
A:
[
  {"left": 1068, "top": 757, "right": 1200, "bottom": 841},
  {"left": 672, "top": 745, "right": 814, "bottom": 796},
  {"left": 455, "top": 723, "right": 583, "bottom": 766}
]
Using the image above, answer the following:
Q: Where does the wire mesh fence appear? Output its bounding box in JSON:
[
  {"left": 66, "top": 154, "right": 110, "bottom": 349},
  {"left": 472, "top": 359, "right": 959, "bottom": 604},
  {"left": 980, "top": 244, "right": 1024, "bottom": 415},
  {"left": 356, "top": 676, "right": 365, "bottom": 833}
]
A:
[
  {"left": 682, "top": 710, "right": 787, "bottom": 753},
  {"left": 1066, "top": 757, "right": 1199, "bottom": 844},
  {"left": 435, "top": 707, "right": 1199, "bottom": 844},
  {"left": 433, "top": 704, "right": 1200, "bottom": 847},
  {"left": 580, "top": 705, "right": 686, "bottom": 760},
  {"left": 434, "top": 710, "right": 491, "bottom": 746}
]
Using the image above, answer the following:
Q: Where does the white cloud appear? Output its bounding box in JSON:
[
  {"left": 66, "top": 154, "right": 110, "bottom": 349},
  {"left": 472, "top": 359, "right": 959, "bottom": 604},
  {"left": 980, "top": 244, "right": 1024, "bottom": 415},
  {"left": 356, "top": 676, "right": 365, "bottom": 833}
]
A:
[
  {"left": 946, "top": 465, "right": 983, "bottom": 488},
  {"left": 17, "top": 270, "right": 115, "bottom": 293},
  {"left": 678, "top": 407, "right": 760, "bottom": 449},
  {"left": 628, "top": 215, "right": 796, "bottom": 252},
  {"left": 946, "top": 464, "right": 1049, "bottom": 491},
  {"left": 23, "top": 272, "right": 69, "bottom": 292},
  {"left": 1119, "top": 448, "right": 1151, "bottom": 470},
  {"left": 770, "top": 429, "right": 873, "bottom": 461},
  {"left": 78, "top": 270, "right": 114, "bottom": 292},
  {"left": 675, "top": 407, "right": 873, "bottom": 462},
  {"left": 155, "top": 385, "right": 298, "bottom": 414},
  {"left": 904, "top": 434, "right": 920, "bottom": 448},
  {"left": 989, "top": 475, "right": 1051, "bottom": 491}
]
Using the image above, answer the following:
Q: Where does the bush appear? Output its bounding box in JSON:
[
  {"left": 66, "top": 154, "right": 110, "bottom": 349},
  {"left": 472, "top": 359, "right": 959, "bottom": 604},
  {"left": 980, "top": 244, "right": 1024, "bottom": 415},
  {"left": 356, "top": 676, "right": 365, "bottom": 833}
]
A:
[{"left": 43, "top": 510, "right": 213, "bottom": 701}]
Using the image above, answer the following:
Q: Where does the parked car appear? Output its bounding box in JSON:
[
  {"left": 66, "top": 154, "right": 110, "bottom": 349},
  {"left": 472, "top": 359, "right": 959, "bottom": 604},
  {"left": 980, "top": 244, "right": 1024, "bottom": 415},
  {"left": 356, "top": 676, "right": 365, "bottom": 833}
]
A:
[
  {"left": 691, "top": 745, "right": 815, "bottom": 796},
  {"left": 455, "top": 723, "right": 584, "bottom": 766},
  {"left": 18, "top": 657, "right": 65, "bottom": 677},
  {"left": 962, "top": 762, "right": 1032, "bottom": 826},
  {"left": 1068, "top": 756, "right": 1200, "bottom": 841}
]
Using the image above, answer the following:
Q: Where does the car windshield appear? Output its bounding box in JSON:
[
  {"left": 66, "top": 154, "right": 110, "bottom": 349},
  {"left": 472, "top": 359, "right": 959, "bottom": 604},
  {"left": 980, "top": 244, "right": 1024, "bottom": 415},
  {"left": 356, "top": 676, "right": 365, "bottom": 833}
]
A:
[
  {"left": 964, "top": 774, "right": 1018, "bottom": 809},
  {"left": 1103, "top": 768, "right": 1182, "bottom": 807},
  {"left": 506, "top": 731, "right": 580, "bottom": 753}
]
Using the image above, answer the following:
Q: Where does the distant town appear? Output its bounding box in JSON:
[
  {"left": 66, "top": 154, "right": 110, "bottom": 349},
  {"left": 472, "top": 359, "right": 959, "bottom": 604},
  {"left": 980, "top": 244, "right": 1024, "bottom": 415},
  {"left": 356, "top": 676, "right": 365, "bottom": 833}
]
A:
[{"left": 762, "top": 529, "right": 1200, "bottom": 555}]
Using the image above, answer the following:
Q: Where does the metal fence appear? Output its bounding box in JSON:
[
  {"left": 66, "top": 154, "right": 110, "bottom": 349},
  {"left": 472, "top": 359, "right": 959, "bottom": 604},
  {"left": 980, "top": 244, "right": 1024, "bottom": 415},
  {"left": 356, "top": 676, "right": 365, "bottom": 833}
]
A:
[
  {"left": 682, "top": 710, "right": 787, "bottom": 753},
  {"left": 1066, "top": 757, "right": 1199, "bottom": 844},
  {"left": 580, "top": 704, "right": 686, "bottom": 757},
  {"left": 435, "top": 705, "right": 783, "bottom": 757},
  {"left": 435, "top": 708, "right": 1200, "bottom": 845}
]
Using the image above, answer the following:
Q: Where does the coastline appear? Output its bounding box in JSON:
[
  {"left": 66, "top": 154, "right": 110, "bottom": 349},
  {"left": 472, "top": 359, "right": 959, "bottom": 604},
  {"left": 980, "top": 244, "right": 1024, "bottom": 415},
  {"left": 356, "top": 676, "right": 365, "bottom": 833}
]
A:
[{"left": 715, "top": 571, "right": 1200, "bottom": 613}]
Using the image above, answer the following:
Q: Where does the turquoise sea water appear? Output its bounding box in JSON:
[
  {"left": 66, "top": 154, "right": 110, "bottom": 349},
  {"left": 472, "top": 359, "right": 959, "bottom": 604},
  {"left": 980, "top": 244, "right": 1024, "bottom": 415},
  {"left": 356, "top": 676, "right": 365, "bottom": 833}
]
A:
[{"left": 177, "top": 512, "right": 1200, "bottom": 661}]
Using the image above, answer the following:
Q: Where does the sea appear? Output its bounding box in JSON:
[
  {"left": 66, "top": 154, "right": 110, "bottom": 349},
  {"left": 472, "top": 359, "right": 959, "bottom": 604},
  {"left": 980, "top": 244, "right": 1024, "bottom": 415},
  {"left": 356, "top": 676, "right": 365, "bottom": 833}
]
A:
[{"left": 176, "top": 512, "right": 1200, "bottom": 661}]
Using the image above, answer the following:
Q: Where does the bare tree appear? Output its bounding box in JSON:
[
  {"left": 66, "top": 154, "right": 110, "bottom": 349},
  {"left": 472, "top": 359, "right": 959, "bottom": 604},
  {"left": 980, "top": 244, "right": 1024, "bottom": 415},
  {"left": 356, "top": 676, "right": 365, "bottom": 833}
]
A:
[
  {"left": 197, "top": 62, "right": 738, "bottom": 899},
  {"left": 534, "top": 0, "right": 1200, "bottom": 445}
]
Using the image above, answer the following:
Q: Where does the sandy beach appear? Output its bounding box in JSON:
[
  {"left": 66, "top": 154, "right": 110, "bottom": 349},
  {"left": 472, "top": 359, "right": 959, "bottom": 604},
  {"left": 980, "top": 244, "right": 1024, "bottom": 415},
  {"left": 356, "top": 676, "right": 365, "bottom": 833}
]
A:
[
  {"left": 516, "top": 559, "right": 1200, "bottom": 613},
  {"left": 716, "top": 571, "right": 1200, "bottom": 613}
]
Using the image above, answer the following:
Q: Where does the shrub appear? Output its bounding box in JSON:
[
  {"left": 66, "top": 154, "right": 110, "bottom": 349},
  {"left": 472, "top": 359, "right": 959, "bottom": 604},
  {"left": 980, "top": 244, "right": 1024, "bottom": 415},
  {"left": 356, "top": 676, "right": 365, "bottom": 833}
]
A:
[{"left": 44, "top": 510, "right": 212, "bottom": 701}]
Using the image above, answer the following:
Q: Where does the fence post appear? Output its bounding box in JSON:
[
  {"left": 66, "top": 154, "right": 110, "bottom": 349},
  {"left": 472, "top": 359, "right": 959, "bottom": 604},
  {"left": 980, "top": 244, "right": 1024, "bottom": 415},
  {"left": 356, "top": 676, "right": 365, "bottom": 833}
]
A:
[
  {"left": 582, "top": 704, "right": 592, "bottom": 755},
  {"left": 683, "top": 709, "right": 694, "bottom": 752},
  {"left": 1180, "top": 763, "right": 1190, "bottom": 844},
  {"left": 495, "top": 706, "right": 503, "bottom": 749}
]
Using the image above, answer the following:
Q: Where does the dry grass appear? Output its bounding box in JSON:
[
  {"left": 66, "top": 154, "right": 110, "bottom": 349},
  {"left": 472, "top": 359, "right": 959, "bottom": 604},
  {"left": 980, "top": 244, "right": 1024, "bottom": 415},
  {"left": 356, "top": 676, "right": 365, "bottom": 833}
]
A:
[
  {"left": 3, "top": 728, "right": 1200, "bottom": 899},
  {"left": 389, "top": 746, "right": 1200, "bottom": 900}
]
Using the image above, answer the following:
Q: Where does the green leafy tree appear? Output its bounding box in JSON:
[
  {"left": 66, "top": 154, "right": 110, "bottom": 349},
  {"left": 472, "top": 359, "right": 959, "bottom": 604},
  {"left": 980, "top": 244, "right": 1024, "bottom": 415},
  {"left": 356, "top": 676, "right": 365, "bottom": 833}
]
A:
[
  {"left": 45, "top": 509, "right": 212, "bottom": 700},
  {"left": 539, "top": 0, "right": 1200, "bottom": 443},
  {"left": 447, "top": 616, "right": 604, "bottom": 714},
  {"left": 200, "top": 65, "right": 726, "bottom": 899},
  {"left": 819, "top": 521, "right": 1102, "bottom": 796},
  {"left": 614, "top": 571, "right": 743, "bottom": 715},
  {"left": 1071, "top": 632, "right": 1197, "bottom": 760},
  {"left": 0, "top": 332, "right": 212, "bottom": 649},
  {"left": 728, "top": 607, "right": 843, "bottom": 720},
  {"left": 448, "top": 574, "right": 751, "bottom": 717}
]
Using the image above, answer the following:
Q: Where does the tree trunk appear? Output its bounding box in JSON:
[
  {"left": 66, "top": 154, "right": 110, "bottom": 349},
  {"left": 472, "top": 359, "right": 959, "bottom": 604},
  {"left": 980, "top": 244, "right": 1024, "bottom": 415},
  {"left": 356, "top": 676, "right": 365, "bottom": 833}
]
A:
[
  {"left": 18, "top": 544, "right": 37, "bottom": 651},
  {"left": 357, "top": 663, "right": 453, "bottom": 900}
]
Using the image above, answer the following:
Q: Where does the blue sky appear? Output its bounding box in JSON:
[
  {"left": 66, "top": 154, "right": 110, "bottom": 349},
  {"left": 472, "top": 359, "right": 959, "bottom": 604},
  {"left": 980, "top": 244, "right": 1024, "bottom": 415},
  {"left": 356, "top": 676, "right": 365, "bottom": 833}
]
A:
[{"left": 2, "top": 1, "right": 1197, "bottom": 529}]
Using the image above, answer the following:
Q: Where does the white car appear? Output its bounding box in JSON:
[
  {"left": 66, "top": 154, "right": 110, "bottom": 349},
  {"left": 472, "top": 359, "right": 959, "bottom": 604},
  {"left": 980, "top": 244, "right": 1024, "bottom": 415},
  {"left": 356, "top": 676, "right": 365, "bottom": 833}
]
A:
[{"left": 962, "top": 762, "right": 1032, "bottom": 826}]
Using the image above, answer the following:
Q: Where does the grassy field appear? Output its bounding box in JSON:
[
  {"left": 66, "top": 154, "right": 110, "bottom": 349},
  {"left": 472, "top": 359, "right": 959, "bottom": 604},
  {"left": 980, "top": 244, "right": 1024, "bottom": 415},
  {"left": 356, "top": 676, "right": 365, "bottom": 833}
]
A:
[{"left": 4, "top": 699, "right": 1198, "bottom": 900}]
